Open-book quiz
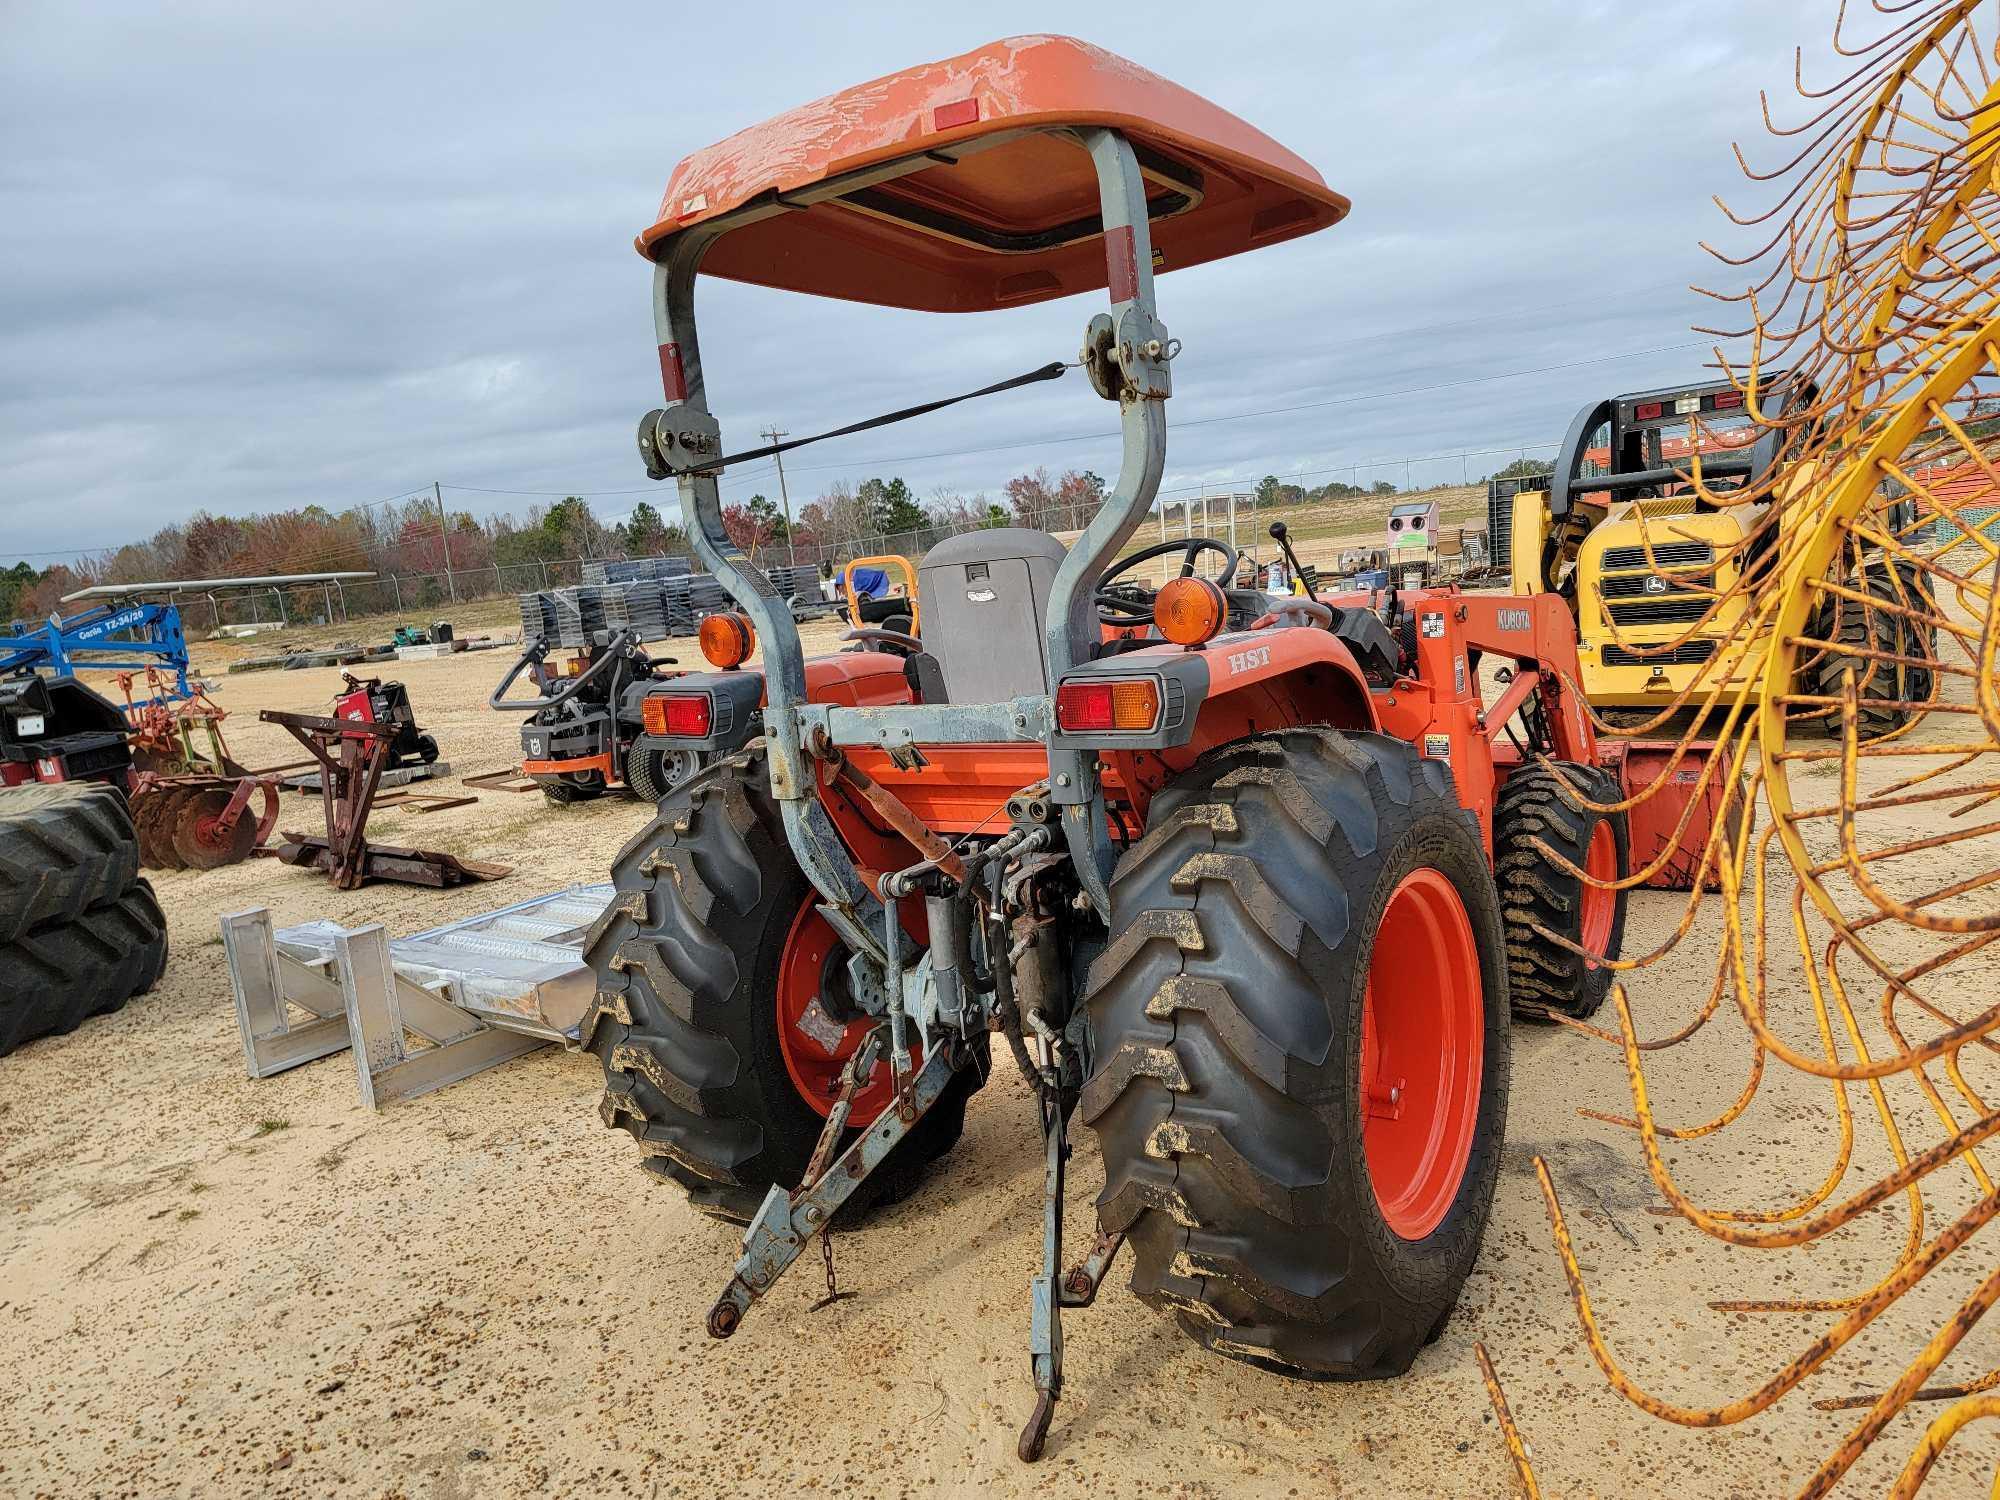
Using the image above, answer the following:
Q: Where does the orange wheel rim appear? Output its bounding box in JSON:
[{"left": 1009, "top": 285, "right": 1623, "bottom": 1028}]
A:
[
  {"left": 1579, "top": 821, "right": 1618, "bottom": 957},
  {"left": 773, "top": 895, "right": 901, "bottom": 1124},
  {"left": 1360, "top": 868, "right": 1484, "bottom": 1241}
]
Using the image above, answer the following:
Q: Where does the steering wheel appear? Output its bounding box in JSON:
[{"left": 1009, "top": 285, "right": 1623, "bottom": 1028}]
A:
[{"left": 1096, "top": 537, "right": 1242, "bottom": 624}]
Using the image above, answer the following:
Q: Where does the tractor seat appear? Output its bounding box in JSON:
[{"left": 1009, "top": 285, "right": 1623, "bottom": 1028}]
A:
[{"left": 914, "top": 528, "right": 1067, "bottom": 704}]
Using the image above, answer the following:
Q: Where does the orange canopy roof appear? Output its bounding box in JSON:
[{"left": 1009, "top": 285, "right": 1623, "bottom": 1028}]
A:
[{"left": 638, "top": 35, "right": 1349, "bottom": 312}]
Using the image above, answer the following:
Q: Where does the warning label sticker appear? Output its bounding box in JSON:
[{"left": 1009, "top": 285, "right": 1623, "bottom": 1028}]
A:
[
  {"left": 1424, "top": 733, "right": 1452, "bottom": 760},
  {"left": 1420, "top": 613, "right": 1446, "bottom": 638}
]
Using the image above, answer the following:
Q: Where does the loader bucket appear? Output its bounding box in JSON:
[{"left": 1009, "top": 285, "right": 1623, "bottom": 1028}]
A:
[{"left": 1600, "top": 740, "right": 1737, "bottom": 892}]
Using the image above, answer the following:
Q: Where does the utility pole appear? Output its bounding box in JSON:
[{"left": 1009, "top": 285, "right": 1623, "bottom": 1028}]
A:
[
  {"left": 434, "top": 481, "right": 457, "bottom": 603},
  {"left": 763, "top": 430, "right": 795, "bottom": 566}
]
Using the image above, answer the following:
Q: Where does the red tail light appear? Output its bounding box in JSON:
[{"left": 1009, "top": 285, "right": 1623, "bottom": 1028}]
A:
[
  {"left": 643, "top": 692, "right": 712, "bottom": 738},
  {"left": 1710, "top": 389, "right": 1744, "bottom": 410},
  {"left": 1634, "top": 401, "right": 1663, "bottom": 421},
  {"left": 1055, "top": 678, "right": 1160, "bottom": 733}
]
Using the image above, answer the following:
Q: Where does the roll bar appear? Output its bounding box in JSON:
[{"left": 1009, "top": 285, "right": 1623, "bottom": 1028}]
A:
[
  {"left": 488, "top": 632, "right": 635, "bottom": 712},
  {"left": 642, "top": 126, "right": 1172, "bottom": 931}
]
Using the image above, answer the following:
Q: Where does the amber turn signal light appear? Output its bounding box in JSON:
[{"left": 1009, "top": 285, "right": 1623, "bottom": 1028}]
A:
[
  {"left": 698, "top": 611, "right": 756, "bottom": 669},
  {"left": 1153, "top": 576, "right": 1226, "bottom": 646}
]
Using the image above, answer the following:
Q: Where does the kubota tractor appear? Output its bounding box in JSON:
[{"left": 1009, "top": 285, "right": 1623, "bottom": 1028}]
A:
[{"left": 582, "top": 36, "right": 1634, "bottom": 1460}]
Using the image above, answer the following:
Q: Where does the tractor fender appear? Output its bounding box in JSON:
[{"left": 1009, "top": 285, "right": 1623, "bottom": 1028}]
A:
[
  {"left": 1051, "top": 626, "right": 1375, "bottom": 754},
  {"left": 1193, "top": 625, "right": 1378, "bottom": 737}
]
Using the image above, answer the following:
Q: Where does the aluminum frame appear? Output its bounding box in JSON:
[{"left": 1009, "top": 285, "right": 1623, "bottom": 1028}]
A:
[
  {"left": 649, "top": 126, "right": 1171, "bottom": 920},
  {"left": 221, "top": 884, "right": 614, "bottom": 1107}
]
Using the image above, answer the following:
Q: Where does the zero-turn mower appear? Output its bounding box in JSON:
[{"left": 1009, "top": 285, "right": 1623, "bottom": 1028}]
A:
[
  {"left": 585, "top": 35, "right": 1645, "bottom": 1461},
  {"left": 490, "top": 627, "right": 708, "bottom": 804}
]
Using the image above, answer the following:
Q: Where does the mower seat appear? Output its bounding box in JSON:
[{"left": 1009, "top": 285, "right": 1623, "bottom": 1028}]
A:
[{"left": 916, "top": 528, "right": 1067, "bottom": 704}]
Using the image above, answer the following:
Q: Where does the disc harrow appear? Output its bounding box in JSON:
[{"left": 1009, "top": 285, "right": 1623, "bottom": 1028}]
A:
[{"left": 131, "top": 773, "right": 279, "bottom": 872}]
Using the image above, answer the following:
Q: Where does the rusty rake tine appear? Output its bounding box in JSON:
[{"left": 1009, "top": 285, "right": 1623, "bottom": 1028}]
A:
[
  {"left": 1536, "top": 1151, "right": 2000, "bottom": 1429},
  {"left": 1473, "top": 1344, "right": 1544, "bottom": 1499}
]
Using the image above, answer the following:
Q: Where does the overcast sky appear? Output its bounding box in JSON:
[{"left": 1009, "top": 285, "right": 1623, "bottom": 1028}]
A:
[{"left": 0, "top": 1, "right": 1819, "bottom": 566}]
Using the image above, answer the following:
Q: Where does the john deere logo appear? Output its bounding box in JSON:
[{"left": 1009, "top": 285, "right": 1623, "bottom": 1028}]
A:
[{"left": 1644, "top": 575, "right": 1669, "bottom": 595}]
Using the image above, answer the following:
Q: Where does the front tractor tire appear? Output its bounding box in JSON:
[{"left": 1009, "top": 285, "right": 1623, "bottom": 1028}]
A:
[
  {"left": 581, "top": 746, "right": 982, "bottom": 1224},
  {"left": 1492, "top": 761, "right": 1629, "bottom": 1022},
  {"left": 1807, "top": 561, "right": 1938, "bottom": 737},
  {"left": 1081, "top": 728, "right": 1510, "bottom": 1379}
]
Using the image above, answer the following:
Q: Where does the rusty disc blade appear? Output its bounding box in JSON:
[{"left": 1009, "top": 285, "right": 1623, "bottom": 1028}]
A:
[
  {"left": 132, "top": 787, "right": 182, "bottom": 869},
  {"left": 171, "top": 787, "right": 257, "bottom": 870},
  {"left": 139, "top": 787, "right": 198, "bottom": 870}
]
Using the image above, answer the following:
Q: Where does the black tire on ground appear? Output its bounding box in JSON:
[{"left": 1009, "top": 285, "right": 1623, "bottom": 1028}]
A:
[
  {"left": 624, "top": 737, "right": 702, "bottom": 804},
  {"left": 0, "top": 782, "right": 140, "bottom": 945},
  {"left": 1081, "top": 727, "right": 1510, "bottom": 1379},
  {"left": 417, "top": 733, "right": 440, "bottom": 764},
  {"left": 581, "top": 746, "right": 983, "bottom": 1224},
  {"left": 1492, "top": 761, "right": 1629, "bottom": 1022},
  {"left": 0, "top": 879, "right": 168, "bottom": 1059},
  {"left": 539, "top": 774, "right": 604, "bottom": 806},
  {"left": 1809, "top": 561, "right": 1937, "bottom": 736}
]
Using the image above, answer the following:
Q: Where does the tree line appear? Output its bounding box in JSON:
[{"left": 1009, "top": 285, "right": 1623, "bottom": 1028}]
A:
[
  {"left": 3, "top": 457, "right": 1520, "bottom": 623},
  {"left": 2, "top": 468, "right": 1111, "bottom": 622}
]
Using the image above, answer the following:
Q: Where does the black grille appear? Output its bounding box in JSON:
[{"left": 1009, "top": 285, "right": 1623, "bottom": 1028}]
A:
[
  {"left": 1600, "top": 571, "right": 1716, "bottom": 600},
  {"left": 1601, "top": 540, "right": 1714, "bottom": 570},
  {"left": 1601, "top": 639, "right": 1717, "bottom": 667},
  {"left": 1606, "top": 596, "right": 1713, "bottom": 624}
]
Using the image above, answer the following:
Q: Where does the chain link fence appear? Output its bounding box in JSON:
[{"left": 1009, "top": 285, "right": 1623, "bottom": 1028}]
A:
[{"left": 180, "top": 464, "right": 1542, "bottom": 633}]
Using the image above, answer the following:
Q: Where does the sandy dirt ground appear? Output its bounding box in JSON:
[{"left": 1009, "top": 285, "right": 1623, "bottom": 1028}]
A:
[{"left": 1, "top": 621, "right": 1994, "bottom": 1499}]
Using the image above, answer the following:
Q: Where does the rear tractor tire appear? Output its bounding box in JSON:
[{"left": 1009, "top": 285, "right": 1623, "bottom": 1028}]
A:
[
  {"left": 1082, "top": 728, "right": 1510, "bottom": 1379},
  {"left": 582, "top": 746, "right": 984, "bottom": 1224},
  {"left": 1492, "top": 761, "right": 1629, "bottom": 1022}
]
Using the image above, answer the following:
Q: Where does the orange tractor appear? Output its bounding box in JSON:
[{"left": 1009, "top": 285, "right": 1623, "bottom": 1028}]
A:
[{"left": 582, "top": 37, "right": 1638, "bottom": 1459}]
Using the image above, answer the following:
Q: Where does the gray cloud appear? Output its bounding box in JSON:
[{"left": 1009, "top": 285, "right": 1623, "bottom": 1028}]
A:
[{"left": 2, "top": 0, "right": 1821, "bottom": 562}]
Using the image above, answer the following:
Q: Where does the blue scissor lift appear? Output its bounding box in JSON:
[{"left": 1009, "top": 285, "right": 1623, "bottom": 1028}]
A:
[{"left": 0, "top": 600, "right": 193, "bottom": 706}]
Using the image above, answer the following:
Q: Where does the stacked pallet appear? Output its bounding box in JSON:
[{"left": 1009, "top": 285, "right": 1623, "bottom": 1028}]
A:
[
  {"left": 518, "top": 560, "right": 812, "bottom": 646},
  {"left": 582, "top": 556, "right": 695, "bottom": 585},
  {"left": 602, "top": 581, "right": 673, "bottom": 640}
]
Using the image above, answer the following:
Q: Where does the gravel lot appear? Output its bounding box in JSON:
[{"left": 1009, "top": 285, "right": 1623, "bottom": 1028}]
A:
[{"left": 0, "top": 621, "right": 1990, "bottom": 1498}]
